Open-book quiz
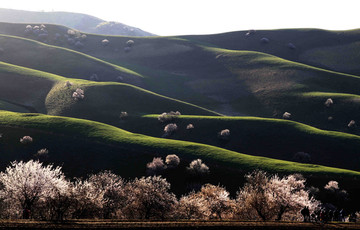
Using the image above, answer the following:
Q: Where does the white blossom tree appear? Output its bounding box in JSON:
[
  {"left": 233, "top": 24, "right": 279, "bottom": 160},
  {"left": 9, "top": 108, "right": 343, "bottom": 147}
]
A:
[
  {"left": 146, "top": 157, "right": 166, "bottom": 175},
  {"left": 88, "top": 171, "right": 127, "bottom": 218},
  {"left": 124, "top": 176, "right": 177, "bottom": 219},
  {"left": 176, "top": 191, "right": 207, "bottom": 219},
  {"left": 236, "top": 170, "right": 320, "bottom": 221},
  {"left": 197, "top": 184, "right": 235, "bottom": 219},
  {"left": 0, "top": 160, "right": 69, "bottom": 219},
  {"left": 187, "top": 159, "right": 209, "bottom": 175},
  {"left": 165, "top": 154, "right": 180, "bottom": 168}
]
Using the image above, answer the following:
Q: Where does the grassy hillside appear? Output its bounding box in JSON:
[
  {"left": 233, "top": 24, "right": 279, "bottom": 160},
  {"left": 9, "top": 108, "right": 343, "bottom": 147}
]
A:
[
  {"left": 0, "top": 111, "right": 359, "bottom": 194},
  {"left": 184, "top": 28, "right": 360, "bottom": 76},
  {"left": 118, "top": 115, "right": 360, "bottom": 172},
  {"left": 0, "top": 9, "right": 155, "bottom": 36},
  {"left": 1, "top": 25, "right": 360, "bottom": 135},
  {"left": 0, "top": 61, "right": 218, "bottom": 119},
  {"left": 0, "top": 34, "right": 143, "bottom": 85},
  {"left": 1, "top": 27, "right": 360, "bottom": 134}
]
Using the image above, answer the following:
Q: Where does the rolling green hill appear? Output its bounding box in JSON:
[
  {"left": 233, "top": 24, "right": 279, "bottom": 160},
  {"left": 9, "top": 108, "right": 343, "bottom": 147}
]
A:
[
  {"left": 0, "top": 61, "right": 218, "bottom": 118},
  {"left": 118, "top": 115, "right": 360, "bottom": 172},
  {"left": 1, "top": 26, "right": 360, "bottom": 134},
  {"left": 184, "top": 28, "right": 360, "bottom": 76},
  {"left": 0, "top": 111, "right": 359, "bottom": 195}
]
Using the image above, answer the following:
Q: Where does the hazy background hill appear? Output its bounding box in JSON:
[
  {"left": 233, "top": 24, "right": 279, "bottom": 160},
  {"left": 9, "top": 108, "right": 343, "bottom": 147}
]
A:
[{"left": 0, "top": 8, "right": 155, "bottom": 36}]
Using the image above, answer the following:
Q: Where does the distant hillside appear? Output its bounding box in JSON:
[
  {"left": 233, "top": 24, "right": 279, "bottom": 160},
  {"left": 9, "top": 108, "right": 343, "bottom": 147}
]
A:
[{"left": 0, "top": 8, "right": 155, "bottom": 36}]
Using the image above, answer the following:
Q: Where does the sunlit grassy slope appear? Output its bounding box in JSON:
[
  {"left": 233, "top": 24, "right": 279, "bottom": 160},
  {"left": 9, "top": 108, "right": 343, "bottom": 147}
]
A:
[
  {"left": 0, "top": 61, "right": 218, "bottom": 118},
  {"left": 0, "top": 111, "right": 359, "bottom": 193},
  {"left": 0, "top": 33, "right": 143, "bottom": 85},
  {"left": 118, "top": 115, "right": 360, "bottom": 172}
]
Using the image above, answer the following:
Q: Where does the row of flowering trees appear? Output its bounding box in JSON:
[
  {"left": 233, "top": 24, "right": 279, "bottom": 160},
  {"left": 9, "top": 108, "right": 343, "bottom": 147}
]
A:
[{"left": 0, "top": 160, "right": 322, "bottom": 221}]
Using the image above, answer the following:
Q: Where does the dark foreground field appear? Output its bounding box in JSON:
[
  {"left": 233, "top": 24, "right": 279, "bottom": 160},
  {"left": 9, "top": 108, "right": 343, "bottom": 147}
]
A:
[{"left": 0, "top": 220, "right": 359, "bottom": 230}]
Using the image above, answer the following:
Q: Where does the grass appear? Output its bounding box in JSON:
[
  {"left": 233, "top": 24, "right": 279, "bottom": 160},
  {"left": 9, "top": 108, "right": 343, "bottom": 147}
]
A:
[
  {"left": 0, "top": 34, "right": 142, "bottom": 82},
  {"left": 0, "top": 111, "right": 359, "bottom": 180},
  {"left": 0, "top": 60, "right": 219, "bottom": 119},
  {"left": 1, "top": 24, "right": 360, "bottom": 135},
  {"left": 115, "top": 114, "right": 360, "bottom": 172}
]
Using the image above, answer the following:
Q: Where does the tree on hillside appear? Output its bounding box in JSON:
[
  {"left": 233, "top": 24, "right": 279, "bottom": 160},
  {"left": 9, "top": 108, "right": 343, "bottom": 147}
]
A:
[{"left": 0, "top": 160, "right": 69, "bottom": 219}]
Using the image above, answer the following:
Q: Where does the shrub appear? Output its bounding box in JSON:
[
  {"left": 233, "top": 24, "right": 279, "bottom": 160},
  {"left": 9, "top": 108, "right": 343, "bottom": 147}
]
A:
[
  {"left": 20, "top": 136, "right": 33, "bottom": 144},
  {"left": 348, "top": 120, "right": 356, "bottom": 128},
  {"left": 89, "top": 74, "right": 99, "bottom": 81},
  {"left": 245, "top": 29, "right": 256, "bottom": 36},
  {"left": 292, "top": 152, "right": 311, "bottom": 163},
  {"left": 186, "top": 124, "right": 194, "bottom": 130},
  {"left": 64, "top": 80, "right": 73, "bottom": 88},
  {"left": 119, "top": 112, "right": 128, "bottom": 119},
  {"left": 72, "top": 88, "right": 84, "bottom": 100},
  {"left": 146, "top": 157, "right": 166, "bottom": 175},
  {"left": 36, "top": 148, "right": 49, "bottom": 156},
  {"left": 34, "top": 148, "right": 49, "bottom": 160},
  {"left": 260, "top": 37, "right": 270, "bottom": 44},
  {"left": 67, "top": 29, "right": 76, "bottom": 37},
  {"left": 75, "top": 41, "right": 84, "bottom": 49},
  {"left": 116, "top": 76, "right": 124, "bottom": 82},
  {"left": 287, "top": 43, "right": 296, "bottom": 49},
  {"left": 102, "top": 39, "right": 110, "bottom": 46},
  {"left": 187, "top": 159, "right": 209, "bottom": 175},
  {"left": 324, "top": 98, "right": 334, "bottom": 107},
  {"left": 165, "top": 154, "right": 180, "bottom": 168},
  {"left": 54, "top": 33, "right": 62, "bottom": 41},
  {"left": 37, "top": 33, "right": 48, "bottom": 42},
  {"left": 80, "top": 34, "right": 87, "bottom": 41},
  {"left": 67, "top": 38, "right": 75, "bottom": 45},
  {"left": 218, "top": 129, "right": 230, "bottom": 140},
  {"left": 324, "top": 181, "right": 339, "bottom": 191},
  {"left": 126, "top": 40, "right": 135, "bottom": 47},
  {"left": 282, "top": 112, "right": 291, "bottom": 119},
  {"left": 164, "top": 123, "right": 178, "bottom": 134},
  {"left": 158, "top": 111, "right": 181, "bottom": 122}
]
